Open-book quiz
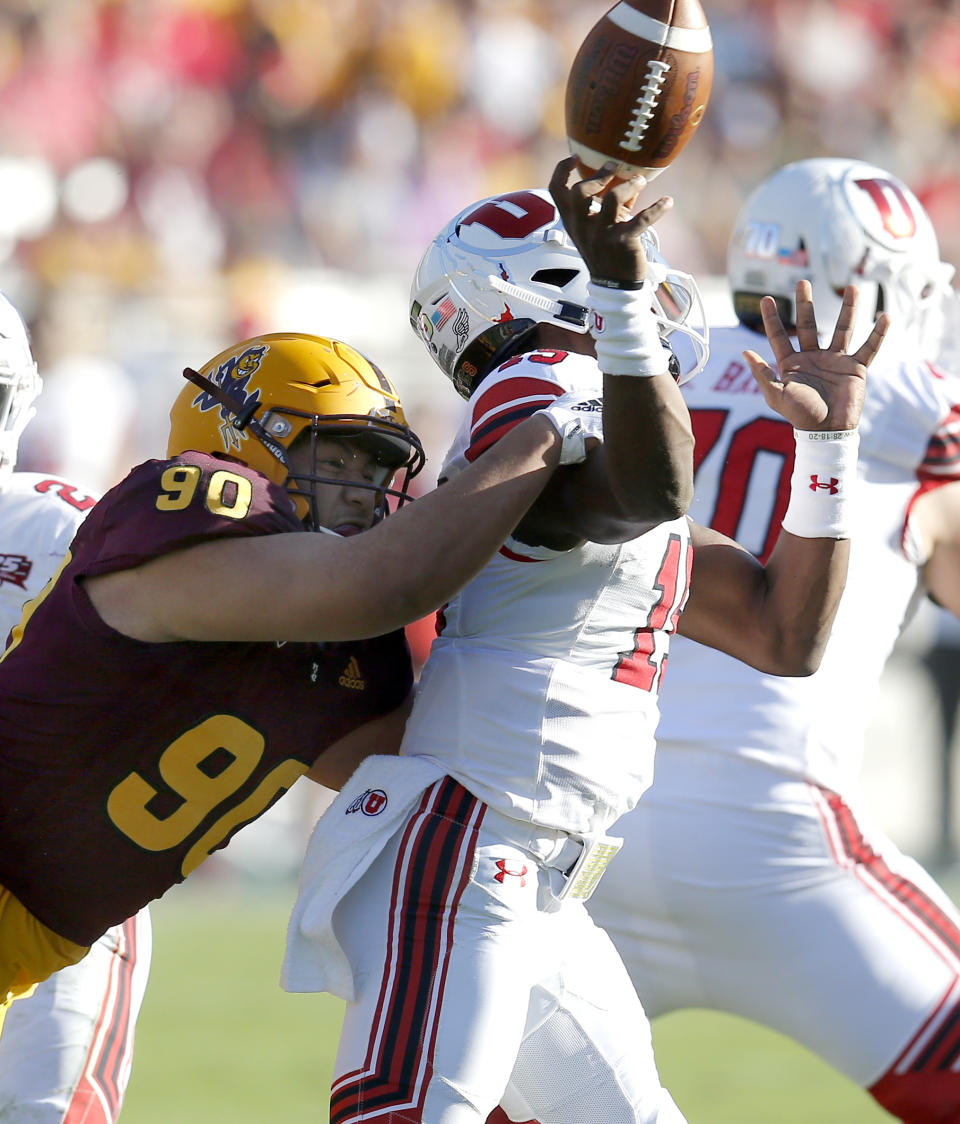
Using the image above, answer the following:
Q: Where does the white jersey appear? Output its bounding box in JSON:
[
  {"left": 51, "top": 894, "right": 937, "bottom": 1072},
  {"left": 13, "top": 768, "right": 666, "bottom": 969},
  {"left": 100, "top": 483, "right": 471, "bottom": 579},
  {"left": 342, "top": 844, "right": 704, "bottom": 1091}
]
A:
[
  {"left": 657, "top": 321, "right": 960, "bottom": 794},
  {"left": 0, "top": 471, "right": 98, "bottom": 639},
  {"left": 0, "top": 471, "right": 153, "bottom": 1124},
  {"left": 400, "top": 350, "right": 692, "bottom": 837}
]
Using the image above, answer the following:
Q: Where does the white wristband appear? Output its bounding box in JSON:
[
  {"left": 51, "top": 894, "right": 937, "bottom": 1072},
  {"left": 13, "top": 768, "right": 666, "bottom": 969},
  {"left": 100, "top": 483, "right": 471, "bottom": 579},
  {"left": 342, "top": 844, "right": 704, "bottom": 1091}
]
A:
[
  {"left": 587, "top": 281, "right": 671, "bottom": 377},
  {"left": 780, "top": 428, "right": 860, "bottom": 539}
]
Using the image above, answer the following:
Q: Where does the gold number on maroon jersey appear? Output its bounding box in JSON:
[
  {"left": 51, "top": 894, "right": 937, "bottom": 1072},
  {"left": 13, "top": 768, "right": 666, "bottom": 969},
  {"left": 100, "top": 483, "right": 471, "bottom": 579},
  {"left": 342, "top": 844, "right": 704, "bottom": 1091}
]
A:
[
  {"left": 107, "top": 715, "right": 264, "bottom": 851},
  {"left": 182, "top": 758, "right": 307, "bottom": 875},
  {"left": 107, "top": 716, "right": 308, "bottom": 874},
  {"left": 205, "top": 470, "right": 253, "bottom": 520},
  {"left": 156, "top": 465, "right": 202, "bottom": 511},
  {"left": 156, "top": 466, "right": 253, "bottom": 520}
]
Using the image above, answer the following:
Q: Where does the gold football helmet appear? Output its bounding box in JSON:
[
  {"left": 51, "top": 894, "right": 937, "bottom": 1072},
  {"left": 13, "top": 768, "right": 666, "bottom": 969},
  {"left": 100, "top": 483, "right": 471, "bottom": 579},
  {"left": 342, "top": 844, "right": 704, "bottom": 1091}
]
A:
[{"left": 168, "top": 333, "right": 425, "bottom": 527}]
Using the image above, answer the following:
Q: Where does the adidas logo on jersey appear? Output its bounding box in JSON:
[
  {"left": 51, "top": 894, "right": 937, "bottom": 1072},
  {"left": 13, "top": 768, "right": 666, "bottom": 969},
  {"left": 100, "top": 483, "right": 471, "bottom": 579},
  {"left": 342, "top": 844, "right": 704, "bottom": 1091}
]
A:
[{"left": 338, "top": 656, "right": 365, "bottom": 690}]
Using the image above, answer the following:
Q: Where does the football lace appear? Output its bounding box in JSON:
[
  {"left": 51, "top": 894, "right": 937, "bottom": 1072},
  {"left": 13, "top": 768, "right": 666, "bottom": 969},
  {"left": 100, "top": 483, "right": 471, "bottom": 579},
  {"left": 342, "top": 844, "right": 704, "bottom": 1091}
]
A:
[{"left": 621, "top": 59, "right": 671, "bottom": 152}]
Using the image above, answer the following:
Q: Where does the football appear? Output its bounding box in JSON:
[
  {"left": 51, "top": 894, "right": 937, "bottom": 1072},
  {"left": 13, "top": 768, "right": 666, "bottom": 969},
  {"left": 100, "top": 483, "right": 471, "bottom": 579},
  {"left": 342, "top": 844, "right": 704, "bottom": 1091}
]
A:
[{"left": 565, "top": 0, "right": 714, "bottom": 182}]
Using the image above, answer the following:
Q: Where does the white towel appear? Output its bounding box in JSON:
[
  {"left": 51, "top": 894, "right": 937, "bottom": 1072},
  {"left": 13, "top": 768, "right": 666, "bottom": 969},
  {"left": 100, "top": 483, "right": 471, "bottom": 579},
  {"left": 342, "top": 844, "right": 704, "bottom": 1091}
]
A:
[{"left": 281, "top": 754, "right": 444, "bottom": 1000}]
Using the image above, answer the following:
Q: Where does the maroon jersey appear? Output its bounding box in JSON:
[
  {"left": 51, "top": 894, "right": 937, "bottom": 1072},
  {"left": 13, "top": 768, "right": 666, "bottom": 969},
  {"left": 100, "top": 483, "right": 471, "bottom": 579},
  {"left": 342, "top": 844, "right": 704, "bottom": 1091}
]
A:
[{"left": 0, "top": 452, "right": 412, "bottom": 945}]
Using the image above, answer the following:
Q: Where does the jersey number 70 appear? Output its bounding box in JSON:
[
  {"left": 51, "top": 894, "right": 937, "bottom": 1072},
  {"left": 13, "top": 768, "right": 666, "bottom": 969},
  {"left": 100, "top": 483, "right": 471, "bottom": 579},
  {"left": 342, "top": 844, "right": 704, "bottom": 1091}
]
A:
[{"left": 691, "top": 408, "right": 795, "bottom": 563}]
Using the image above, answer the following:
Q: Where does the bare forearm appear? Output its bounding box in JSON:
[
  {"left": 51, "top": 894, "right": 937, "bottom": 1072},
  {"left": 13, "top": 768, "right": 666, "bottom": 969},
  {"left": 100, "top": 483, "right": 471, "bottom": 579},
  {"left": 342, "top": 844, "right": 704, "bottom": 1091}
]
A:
[
  {"left": 750, "top": 532, "right": 849, "bottom": 674},
  {"left": 925, "top": 544, "right": 960, "bottom": 618},
  {"left": 914, "top": 481, "right": 960, "bottom": 618},
  {"left": 680, "top": 527, "right": 849, "bottom": 676},
  {"left": 602, "top": 372, "right": 694, "bottom": 522},
  {"left": 366, "top": 414, "right": 563, "bottom": 624},
  {"left": 93, "top": 413, "right": 564, "bottom": 644}
]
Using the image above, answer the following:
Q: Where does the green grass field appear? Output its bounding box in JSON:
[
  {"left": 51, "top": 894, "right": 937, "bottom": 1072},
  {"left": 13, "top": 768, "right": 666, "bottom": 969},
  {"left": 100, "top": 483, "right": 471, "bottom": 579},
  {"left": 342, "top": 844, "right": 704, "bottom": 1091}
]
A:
[{"left": 120, "top": 879, "right": 896, "bottom": 1123}]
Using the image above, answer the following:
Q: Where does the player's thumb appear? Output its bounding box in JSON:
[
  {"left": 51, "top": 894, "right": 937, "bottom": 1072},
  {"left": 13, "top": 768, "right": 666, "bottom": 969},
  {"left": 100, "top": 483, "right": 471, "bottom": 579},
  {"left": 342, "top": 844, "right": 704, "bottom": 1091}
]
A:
[{"left": 743, "top": 350, "right": 783, "bottom": 403}]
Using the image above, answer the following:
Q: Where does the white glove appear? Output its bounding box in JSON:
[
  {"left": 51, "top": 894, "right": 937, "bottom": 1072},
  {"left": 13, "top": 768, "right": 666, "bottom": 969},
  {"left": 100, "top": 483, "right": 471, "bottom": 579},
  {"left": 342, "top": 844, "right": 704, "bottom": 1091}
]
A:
[{"left": 536, "top": 393, "right": 604, "bottom": 464}]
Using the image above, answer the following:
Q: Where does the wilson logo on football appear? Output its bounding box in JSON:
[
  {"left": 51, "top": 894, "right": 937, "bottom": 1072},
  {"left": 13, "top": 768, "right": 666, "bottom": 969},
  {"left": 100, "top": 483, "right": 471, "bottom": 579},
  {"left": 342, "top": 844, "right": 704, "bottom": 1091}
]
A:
[
  {"left": 809, "top": 475, "right": 840, "bottom": 495},
  {"left": 346, "top": 789, "right": 388, "bottom": 817}
]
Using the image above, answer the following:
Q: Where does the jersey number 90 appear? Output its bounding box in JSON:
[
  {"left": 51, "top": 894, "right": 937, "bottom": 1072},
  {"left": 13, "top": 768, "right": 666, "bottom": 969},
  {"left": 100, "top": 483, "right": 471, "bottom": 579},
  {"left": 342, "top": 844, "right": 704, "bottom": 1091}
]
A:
[{"left": 107, "top": 715, "right": 306, "bottom": 876}]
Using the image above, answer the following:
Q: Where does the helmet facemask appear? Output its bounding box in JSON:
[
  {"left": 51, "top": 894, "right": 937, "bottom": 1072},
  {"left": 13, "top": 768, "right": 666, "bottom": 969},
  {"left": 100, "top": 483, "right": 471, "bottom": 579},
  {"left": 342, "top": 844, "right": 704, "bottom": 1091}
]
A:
[
  {"left": 276, "top": 412, "right": 425, "bottom": 530},
  {"left": 172, "top": 335, "right": 425, "bottom": 531},
  {"left": 642, "top": 228, "right": 709, "bottom": 384},
  {"left": 0, "top": 360, "right": 41, "bottom": 480}
]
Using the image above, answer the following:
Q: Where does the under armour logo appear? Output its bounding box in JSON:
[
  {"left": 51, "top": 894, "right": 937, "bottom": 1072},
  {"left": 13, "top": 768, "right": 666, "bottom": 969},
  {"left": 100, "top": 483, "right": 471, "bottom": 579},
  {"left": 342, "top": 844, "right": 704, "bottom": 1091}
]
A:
[
  {"left": 809, "top": 475, "right": 839, "bottom": 495},
  {"left": 346, "top": 788, "right": 388, "bottom": 816},
  {"left": 494, "top": 859, "right": 528, "bottom": 887}
]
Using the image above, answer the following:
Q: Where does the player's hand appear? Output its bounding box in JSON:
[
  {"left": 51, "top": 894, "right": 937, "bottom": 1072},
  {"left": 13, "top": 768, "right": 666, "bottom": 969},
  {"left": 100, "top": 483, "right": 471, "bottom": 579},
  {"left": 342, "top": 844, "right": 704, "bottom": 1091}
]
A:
[
  {"left": 743, "top": 281, "right": 889, "bottom": 431},
  {"left": 548, "top": 155, "right": 672, "bottom": 288},
  {"left": 536, "top": 391, "right": 604, "bottom": 465}
]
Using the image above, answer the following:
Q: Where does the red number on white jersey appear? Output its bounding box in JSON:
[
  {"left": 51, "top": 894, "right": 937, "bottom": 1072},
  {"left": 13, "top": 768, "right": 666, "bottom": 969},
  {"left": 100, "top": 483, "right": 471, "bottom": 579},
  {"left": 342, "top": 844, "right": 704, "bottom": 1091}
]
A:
[
  {"left": 614, "top": 533, "right": 692, "bottom": 692},
  {"left": 691, "top": 410, "right": 794, "bottom": 564},
  {"left": 497, "top": 349, "right": 568, "bottom": 373},
  {"left": 34, "top": 478, "right": 97, "bottom": 512}
]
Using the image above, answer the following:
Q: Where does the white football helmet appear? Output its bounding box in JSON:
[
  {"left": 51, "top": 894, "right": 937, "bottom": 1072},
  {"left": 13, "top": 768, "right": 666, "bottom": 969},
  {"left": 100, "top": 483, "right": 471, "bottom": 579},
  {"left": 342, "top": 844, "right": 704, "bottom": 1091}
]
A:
[
  {"left": 0, "top": 292, "right": 41, "bottom": 483},
  {"left": 410, "top": 188, "right": 708, "bottom": 398},
  {"left": 728, "top": 158, "right": 955, "bottom": 354}
]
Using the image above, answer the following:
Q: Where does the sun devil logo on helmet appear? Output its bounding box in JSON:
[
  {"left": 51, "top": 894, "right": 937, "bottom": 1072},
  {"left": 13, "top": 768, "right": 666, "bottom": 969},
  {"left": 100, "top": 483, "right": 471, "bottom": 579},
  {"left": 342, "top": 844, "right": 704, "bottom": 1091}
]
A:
[{"left": 191, "top": 344, "right": 269, "bottom": 454}]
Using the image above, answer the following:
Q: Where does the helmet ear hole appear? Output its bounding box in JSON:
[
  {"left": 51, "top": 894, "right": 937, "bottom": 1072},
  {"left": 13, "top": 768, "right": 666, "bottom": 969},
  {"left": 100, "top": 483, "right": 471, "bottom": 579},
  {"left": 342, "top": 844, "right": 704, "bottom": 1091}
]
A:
[{"left": 530, "top": 268, "right": 581, "bottom": 289}]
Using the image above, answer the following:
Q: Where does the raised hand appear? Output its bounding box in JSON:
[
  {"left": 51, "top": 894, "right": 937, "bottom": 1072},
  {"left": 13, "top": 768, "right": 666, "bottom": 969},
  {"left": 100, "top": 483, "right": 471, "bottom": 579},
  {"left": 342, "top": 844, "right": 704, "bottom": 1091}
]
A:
[
  {"left": 548, "top": 155, "right": 673, "bottom": 288},
  {"left": 743, "top": 280, "right": 889, "bottom": 432}
]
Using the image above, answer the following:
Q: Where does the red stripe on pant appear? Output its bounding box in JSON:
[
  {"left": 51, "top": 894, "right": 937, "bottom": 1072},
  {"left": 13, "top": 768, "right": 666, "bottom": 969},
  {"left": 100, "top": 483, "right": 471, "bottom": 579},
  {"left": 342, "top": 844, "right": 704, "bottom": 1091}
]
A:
[
  {"left": 822, "top": 791, "right": 960, "bottom": 1123},
  {"left": 63, "top": 915, "right": 141, "bottom": 1124},
  {"left": 825, "top": 792, "right": 960, "bottom": 961},
  {"left": 330, "top": 777, "right": 483, "bottom": 1124}
]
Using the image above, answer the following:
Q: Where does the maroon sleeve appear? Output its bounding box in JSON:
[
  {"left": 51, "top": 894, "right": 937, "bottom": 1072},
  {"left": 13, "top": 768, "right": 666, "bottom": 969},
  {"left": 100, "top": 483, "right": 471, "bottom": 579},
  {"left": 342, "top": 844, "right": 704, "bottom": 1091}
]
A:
[
  {"left": 74, "top": 452, "right": 301, "bottom": 578},
  {"left": 0, "top": 450, "right": 413, "bottom": 946}
]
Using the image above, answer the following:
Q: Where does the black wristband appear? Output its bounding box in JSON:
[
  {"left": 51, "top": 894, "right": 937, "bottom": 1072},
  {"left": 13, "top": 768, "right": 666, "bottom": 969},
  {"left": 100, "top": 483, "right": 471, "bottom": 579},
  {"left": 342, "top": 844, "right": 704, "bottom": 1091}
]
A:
[{"left": 588, "top": 277, "right": 648, "bottom": 291}]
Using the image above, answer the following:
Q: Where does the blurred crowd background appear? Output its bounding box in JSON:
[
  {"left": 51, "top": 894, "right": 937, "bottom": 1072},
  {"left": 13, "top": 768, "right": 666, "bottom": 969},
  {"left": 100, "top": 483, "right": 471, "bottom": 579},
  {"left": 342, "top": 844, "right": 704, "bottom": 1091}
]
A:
[
  {"left": 2, "top": 0, "right": 959, "bottom": 481},
  {"left": 1, "top": 0, "right": 958, "bottom": 866}
]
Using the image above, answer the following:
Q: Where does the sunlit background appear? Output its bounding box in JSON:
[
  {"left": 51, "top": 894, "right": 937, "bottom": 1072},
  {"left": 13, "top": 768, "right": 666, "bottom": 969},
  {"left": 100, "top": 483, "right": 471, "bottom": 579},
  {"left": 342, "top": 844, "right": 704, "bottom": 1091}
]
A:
[
  {"left": 1, "top": 0, "right": 959, "bottom": 877},
  {"left": 1, "top": 2, "right": 957, "bottom": 1119}
]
